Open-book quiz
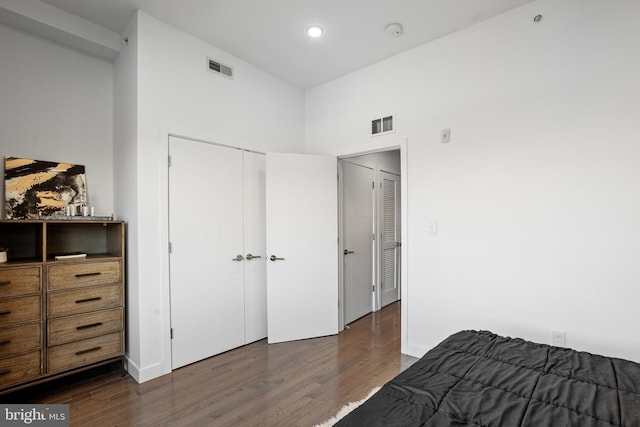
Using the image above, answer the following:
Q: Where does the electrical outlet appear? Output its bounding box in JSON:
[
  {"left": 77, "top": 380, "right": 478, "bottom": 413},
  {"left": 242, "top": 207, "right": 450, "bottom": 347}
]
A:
[{"left": 552, "top": 330, "right": 566, "bottom": 347}]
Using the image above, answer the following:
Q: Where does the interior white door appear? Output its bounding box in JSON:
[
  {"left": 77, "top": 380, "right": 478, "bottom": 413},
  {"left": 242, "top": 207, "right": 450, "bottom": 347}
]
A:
[
  {"left": 342, "top": 161, "right": 374, "bottom": 324},
  {"left": 266, "top": 153, "right": 339, "bottom": 344},
  {"left": 243, "top": 151, "right": 267, "bottom": 343},
  {"left": 380, "top": 170, "right": 401, "bottom": 307},
  {"left": 169, "top": 136, "right": 245, "bottom": 369}
]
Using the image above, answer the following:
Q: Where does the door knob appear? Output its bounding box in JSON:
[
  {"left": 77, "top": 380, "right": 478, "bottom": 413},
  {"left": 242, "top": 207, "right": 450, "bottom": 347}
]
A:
[
  {"left": 344, "top": 249, "right": 355, "bottom": 255},
  {"left": 269, "top": 255, "right": 285, "bottom": 261},
  {"left": 232, "top": 254, "right": 244, "bottom": 261},
  {"left": 246, "top": 254, "right": 262, "bottom": 260}
]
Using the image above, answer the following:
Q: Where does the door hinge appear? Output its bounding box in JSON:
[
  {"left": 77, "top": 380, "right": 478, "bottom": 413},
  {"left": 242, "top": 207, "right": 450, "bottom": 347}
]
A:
[
  {"left": 372, "top": 233, "right": 376, "bottom": 241},
  {"left": 372, "top": 181, "right": 375, "bottom": 189},
  {"left": 169, "top": 242, "right": 172, "bottom": 253},
  {"left": 168, "top": 155, "right": 172, "bottom": 167},
  {"left": 170, "top": 328, "right": 174, "bottom": 339},
  {"left": 372, "top": 285, "right": 376, "bottom": 292}
]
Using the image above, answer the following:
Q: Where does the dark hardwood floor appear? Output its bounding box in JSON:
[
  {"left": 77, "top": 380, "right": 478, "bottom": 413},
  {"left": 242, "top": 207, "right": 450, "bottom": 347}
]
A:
[{"left": 2, "top": 302, "right": 416, "bottom": 426}]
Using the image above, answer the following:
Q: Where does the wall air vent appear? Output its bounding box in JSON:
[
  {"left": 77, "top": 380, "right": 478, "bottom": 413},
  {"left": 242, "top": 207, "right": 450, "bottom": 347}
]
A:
[
  {"left": 371, "top": 115, "right": 394, "bottom": 136},
  {"left": 207, "top": 57, "right": 233, "bottom": 79}
]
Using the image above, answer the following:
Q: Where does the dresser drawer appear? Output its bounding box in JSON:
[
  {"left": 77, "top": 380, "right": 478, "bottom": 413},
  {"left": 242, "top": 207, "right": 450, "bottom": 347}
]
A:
[
  {"left": 0, "top": 351, "right": 41, "bottom": 388},
  {"left": 0, "top": 295, "right": 41, "bottom": 327},
  {"left": 0, "top": 323, "right": 41, "bottom": 357},
  {"left": 48, "top": 307, "right": 123, "bottom": 346},
  {"left": 48, "top": 284, "right": 122, "bottom": 318},
  {"left": 48, "top": 332, "right": 123, "bottom": 373},
  {"left": 0, "top": 267, "right": 41, "bottom": 296},
  {"left": 47, "top": 260, "right": 121, "bottom": 291}
]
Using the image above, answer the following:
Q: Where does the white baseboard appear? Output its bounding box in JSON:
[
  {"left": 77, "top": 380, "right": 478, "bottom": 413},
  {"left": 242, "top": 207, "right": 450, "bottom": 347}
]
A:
[
  {"left": 124, "top": 357, "right": 171, "bottom": 384},
  {"left": 402, "top": 343, "right": 428, "bottom": 359}
]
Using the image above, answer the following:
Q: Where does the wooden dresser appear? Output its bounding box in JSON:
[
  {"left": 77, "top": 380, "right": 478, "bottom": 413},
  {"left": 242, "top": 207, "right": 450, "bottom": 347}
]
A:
[{"left": 0, "top": 220, "right": 125, "bottom": 394}]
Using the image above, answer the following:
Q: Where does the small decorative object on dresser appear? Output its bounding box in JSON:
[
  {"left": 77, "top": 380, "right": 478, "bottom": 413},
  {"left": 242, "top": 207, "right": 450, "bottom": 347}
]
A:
[
  {"left": 0, "top": 248, "right": 7, "bottom": 263},
  {"left": 0, "top": 219, "right": 125, "bottom": 394}
]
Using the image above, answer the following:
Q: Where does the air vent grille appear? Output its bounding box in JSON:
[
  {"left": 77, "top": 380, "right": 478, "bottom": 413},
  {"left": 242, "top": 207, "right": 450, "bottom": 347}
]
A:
[
  {"left": 207, "top": 57, "right": 233, "bottom": 79},
  {"left": 371, "top": 115, "right": 394, "bottom": 136}
]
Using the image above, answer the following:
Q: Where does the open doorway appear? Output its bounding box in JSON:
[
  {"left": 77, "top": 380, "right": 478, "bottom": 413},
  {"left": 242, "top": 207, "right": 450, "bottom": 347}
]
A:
[{"left": 339, "top": 149, "right": 401, "bottom": 326}]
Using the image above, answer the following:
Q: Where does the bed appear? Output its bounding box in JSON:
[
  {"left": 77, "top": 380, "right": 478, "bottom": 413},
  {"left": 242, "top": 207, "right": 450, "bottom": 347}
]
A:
[{"left": 335, "top": 330, "right": 640, "bottom": 426}]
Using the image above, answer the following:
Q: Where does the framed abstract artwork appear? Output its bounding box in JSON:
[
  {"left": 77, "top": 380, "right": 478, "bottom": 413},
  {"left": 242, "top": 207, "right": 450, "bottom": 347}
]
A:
[{"left": 4, "top": 156, "right": 88, "bottom": 219}]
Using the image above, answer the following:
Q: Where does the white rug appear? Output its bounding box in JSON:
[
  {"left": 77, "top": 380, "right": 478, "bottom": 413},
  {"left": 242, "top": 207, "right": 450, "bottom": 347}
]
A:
[{"left": 314, "top": 387, "right": 381, "bottom": 427}]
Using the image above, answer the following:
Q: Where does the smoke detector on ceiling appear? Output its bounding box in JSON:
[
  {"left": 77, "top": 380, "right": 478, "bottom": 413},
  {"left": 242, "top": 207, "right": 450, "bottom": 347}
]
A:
[{"left": 385, "top": 23, "right": 403, "bottom": 37}]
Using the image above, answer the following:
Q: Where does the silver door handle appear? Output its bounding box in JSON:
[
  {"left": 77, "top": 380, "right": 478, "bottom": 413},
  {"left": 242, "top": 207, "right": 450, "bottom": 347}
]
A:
[
  {"left": 270, "top": 255, "right": 285, "bottom": 261},
  {"left": 246, "top": 254, "right": 262, "bottom": 260},
  {"left": 344, "top": 249, "right": 355, "bottom": 255},
  {"left": 232, "top": 254, "right": 244, "bottom": 261}
]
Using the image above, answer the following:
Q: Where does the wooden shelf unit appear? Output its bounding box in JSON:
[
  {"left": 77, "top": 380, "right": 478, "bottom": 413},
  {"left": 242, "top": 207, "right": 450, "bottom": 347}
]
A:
[{"left": 0, "top": 219, "right": 125, "bottom": 394}]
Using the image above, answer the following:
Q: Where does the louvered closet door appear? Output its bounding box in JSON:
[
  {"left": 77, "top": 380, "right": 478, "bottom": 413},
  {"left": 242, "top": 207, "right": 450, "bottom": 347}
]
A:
[
  {"left": 169, "top": 136, "right": 246, "bottom": 369},
  {"left": 380, "top": 171, "right": 401, "bottom": 307}
]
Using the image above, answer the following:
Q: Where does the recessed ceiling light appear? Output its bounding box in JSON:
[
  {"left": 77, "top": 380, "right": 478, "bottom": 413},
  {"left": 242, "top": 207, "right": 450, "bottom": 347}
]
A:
[{"left": 307, "top": 26, "right": 324, "bottom": 38}]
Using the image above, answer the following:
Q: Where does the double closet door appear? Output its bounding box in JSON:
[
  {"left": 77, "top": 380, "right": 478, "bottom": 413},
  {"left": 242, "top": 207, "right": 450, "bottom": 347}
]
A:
[{"left": 168, "top": 136, "right": 266, "bottom": 369}]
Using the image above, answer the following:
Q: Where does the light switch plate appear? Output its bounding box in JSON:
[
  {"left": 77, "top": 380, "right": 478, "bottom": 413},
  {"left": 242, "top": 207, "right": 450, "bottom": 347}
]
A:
[{"left": 441, "top": 128, "right": 451, "bottom": 143}]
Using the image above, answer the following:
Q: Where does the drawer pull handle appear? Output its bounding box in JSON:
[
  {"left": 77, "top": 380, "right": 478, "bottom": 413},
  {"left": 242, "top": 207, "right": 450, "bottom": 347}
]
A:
[
  {"left": 0, "top": 339, "right": 11, "bottom": 345},
  {"left": 0, "top": 281, "right": 10, "bottom": 286},
  {"left": 0, "top": 369, "right": 11, "bottom": 376},
  {"left": 0, "top": 311, "right": 11, "bottom": 316},
  {"left": 75, "top": 272, "right": 102, "bottom": 278},
  {"left": 75, "top": 297, "right": 102, "bottom": 304},
  {"left": 75, "top": 346, "right": 102, "bottom": 356},
  {"left": 76, "top": 322, "right": 103, "bottom": 330}
]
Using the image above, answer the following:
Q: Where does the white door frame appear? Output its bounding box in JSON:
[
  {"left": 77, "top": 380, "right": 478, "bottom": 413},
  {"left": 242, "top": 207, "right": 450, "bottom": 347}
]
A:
[
  {"left": 339, "top": 156, "right": 401, "bottom": 321},
  {"left": 332, "top": 138, "right": 408, "bottom": 352}
]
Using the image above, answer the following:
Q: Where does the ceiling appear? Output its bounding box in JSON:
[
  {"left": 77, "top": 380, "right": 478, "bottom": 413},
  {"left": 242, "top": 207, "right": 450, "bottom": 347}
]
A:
[{"left": 36, "top": 0, "right": 534, "bottom": 89}]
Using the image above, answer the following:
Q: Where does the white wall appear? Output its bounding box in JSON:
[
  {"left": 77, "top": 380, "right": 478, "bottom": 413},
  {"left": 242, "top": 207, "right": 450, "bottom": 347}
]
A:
[
  {"left": 0, "top": 24, "right": 114, "bottom": 216},
  {"left": 115, "top": 11, "right": 306, "bottom": 382},
  {"left": 113, "top": 16, "right": 139, "bottom": 375},
  {"left": 306, "top": 0, "right": 640, "bottom": 362}
]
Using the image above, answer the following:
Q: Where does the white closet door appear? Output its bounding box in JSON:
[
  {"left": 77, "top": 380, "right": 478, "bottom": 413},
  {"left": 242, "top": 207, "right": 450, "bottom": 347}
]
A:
[
  {"left": 243, "top": 151, "right": 267, "bottom": 343},
  {"left": 380, "top": 171, "right": 401, "bottom": 307},
  {"left": 169, "top": 136, "right": 246, "bottom": 369},
  {"left": 266, "top": 153, "right": 339, "bottom": 344},
  {"left": 342, "top": 161, "right": 374, "bottom": 324}
]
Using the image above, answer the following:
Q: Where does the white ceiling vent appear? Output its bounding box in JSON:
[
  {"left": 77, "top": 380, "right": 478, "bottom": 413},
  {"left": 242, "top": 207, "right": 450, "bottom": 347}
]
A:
[{"left": 207, "top": 57, "right": 233, "bottom": 79}]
